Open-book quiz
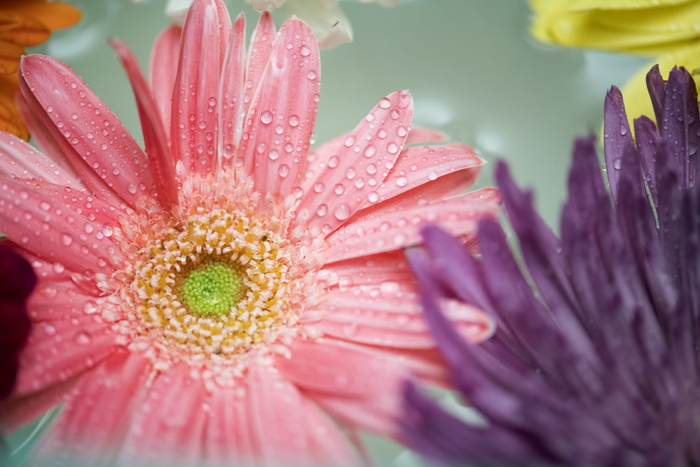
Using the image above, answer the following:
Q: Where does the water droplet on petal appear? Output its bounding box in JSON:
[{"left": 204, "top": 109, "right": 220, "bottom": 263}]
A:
[
  {"left": 334, "top": 204, "right": 351, "bottom": 220},
  {"left": 61, "top": 233, "right": 73, "bottom": 246},
  {"left": 75, "top": 331, "right": 91, "bottom": 345},
  {"left": 288, "top": 115, "right": 300, "bottom": 127},
  {"left": 378, "top": 98, "right": 391, "bottom": 109},
  {"left": 328, "top": 156, "right": 340, "bottom": 168},
  {"left": 260, "top": 111, "right": 273, "bottom": 125},
  {"left": 278, "top": 164, "right": 290, "bottom": 177},
  {"left": 83, "top": 301, "right": 98, "bottom": 314},
  {"left": 395, "top": 176, "right": 408, "bottom": 187}
]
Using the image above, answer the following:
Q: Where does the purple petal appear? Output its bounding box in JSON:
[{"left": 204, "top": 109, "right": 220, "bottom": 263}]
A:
[{"left": 603, "top": 86, "right": 634, "bottom": 202}]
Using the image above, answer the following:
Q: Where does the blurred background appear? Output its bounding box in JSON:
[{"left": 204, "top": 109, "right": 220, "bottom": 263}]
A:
[{"left": 9, "top": 0, "right": 649, "bottom": 465}]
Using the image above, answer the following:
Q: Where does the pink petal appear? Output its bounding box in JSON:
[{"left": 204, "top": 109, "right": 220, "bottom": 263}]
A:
[
  {"left": 19, "top": 55, "right": 157, "bottom": 208},
  {"left": 372, "top": 143, "right": 484, "bottom": 206},
  {"left": 13, "top": 309, "right": 121, "bottom": 396},
  {"left": 204, "top": 384, "right": 257, "bottom": 465},
  {"left": 404, "top": 126, "right": 448, "bottom": 145},
  {"left": 149, "top": 25, "right": 181, "bottom": 138},
  {"left": 171, "top": 0, "right": 231, "bottom": 175},
  {"left": 0, "top": 374, "right": 79, "bottom": 433},
  {"left": 275, "top": 337, "right": 408, "bottom": 436},
  {"left": 301, "top": 398, "right": 366, "bottom": 466},
  {"left": 32, "top": 351, "right": 153, "bottom": 464},
  {"left": 110, "top": 38, "right": 178, "bottom": 212},
  {"left": 324, "top": 191, "right": 501, "bottom": 263},
  {"left": 15, "top": 92, "right": 80, "bottom": 181},
  {"left": 315, "top": 285, "right": 493, "bottom": 349},
  {"left": 247, "top": 364, "right": 311, "bottom": 466},
  {"left": 321, "top": 250, "right": 416, "bottom": 288},
  {"left": 23, "top": 180, "right": 126, "bottom": 229},
  {"left": 314, "top": 286, "right": 434, "bottom": 348},
  {"left": 0, "top": 177, "right": 125, "bottom": 275},
  {"left": 296, "top": 91, "right": 413, "bottom": 234},
  {"left": 218, "top": 13, "right": 246, "bottom": 168},
  {"left": 244, "top": 12, "right": 276, "bottom": 117},
  {"left": 239, "top": 18, "right": 320, "bottom": 201},
  {"left": 0, "top": 131, "right": 82, "bottom": 187},
  {"left": 117, "top": 362, "right": 209, "bottom": 466}
]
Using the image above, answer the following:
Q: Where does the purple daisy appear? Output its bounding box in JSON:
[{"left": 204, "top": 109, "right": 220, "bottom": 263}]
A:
[{"left": 401, "top": 65, "right": 700, "bottom": 466}]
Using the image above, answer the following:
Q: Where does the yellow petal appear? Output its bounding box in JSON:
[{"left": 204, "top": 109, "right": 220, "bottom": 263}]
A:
[
  {"left": 530, "top": 0, "right": 700, "bottom": 55},
  {"left": 570, "top": 0, "right": 693, "bottom": 11}
]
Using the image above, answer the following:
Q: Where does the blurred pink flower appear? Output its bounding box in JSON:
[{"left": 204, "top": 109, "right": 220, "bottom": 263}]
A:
[{"left": 0, "top": 0, "right": 497, "bottom": 465}]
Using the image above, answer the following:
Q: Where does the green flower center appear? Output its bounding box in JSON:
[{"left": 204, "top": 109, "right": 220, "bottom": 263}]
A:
[{"left": 181, "top": 262, "right": 244, "bottom": 317}]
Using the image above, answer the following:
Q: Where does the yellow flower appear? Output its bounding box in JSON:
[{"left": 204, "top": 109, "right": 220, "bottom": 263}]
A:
[
  {"left": 530, "top": 0, "right": 700, "bottom": 125},
  {"left": 0, "top": 0, "right": 81, "bottom": 140}
]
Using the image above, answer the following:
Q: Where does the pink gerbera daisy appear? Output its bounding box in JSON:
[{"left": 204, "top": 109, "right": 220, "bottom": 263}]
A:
[{"left": 0, "top": 0, "right": 498, "bottom": 465}]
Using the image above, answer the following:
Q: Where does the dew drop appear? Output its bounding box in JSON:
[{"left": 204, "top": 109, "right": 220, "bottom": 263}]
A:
[
  {"left": 334, "top": 184, "right": 345, "bottom": 195},
  {"left": 306, "top": 70, "right": 317, "bottom": 80},
  {"left": 278, "top": 164, "right": 290, "bottom": 177},
  {"left": 313, "top": 182, "right": 325, "bottom": 193},
  {"left": 378, "top": 98, "right": 391, "bottom": 109},
  {"left": 300, "top": 45, "right": 311, "bottom": 56},
  {"left": 367, "top": 191, "right": 379, "bottom": 203},
  {"left": 363, "top": 145, "right": 377, "bottom": 158},
  {"left": 288, "top": 115, "right": 300, "bottom": 127},
  {"left": 83, "top": 301, "right": 98, "bottom": 314},
  {"left": 53, "top": 263, "right": 65, "bottom": 274},
  {"left": 328, "top": 155, "right": 340, "bottom": 168},
  {"left": 269, "top": 149, "right": 280, "bottom": 161},
  {"left": 260, "top": 111, "right": 273, "bottom": 125},
  {"left": 344, "top": 135, "right": 356, "bottom": 148},
  {"left": 387, "top": 142, "right": 400, "bottom": 154},
  {"left": 395, "top": 176, "right": 408, "bottom": 187},
  {"left": 75, "top": 331, "right": 91, "bottom": 345},
  {"left": 620, "top": 125, "right": 628, "bottom": 136},
  {"left": 427, "top": 170, "right": 438, "bottom": 181},
  {"left": 334, "top": 203, "right": 351, "bottom": 220},
  {"left": 316, "top": 204, "right": 328, "bottom": 216},
  {"left": 60, "top": 233, "right": 73, "bottom": 246}
]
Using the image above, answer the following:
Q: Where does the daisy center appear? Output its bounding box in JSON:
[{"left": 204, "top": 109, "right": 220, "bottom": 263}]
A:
[
  {"left": 125, "top": 208, "right": 305, "bottom": 359},
  {"left": 180, "top": 262, "right": 244, "bottom": 317}
]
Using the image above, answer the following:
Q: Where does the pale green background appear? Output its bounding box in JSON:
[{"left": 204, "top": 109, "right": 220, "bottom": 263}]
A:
[{"left": 8, "top": 0, "right": 648, "bottom": 465}]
